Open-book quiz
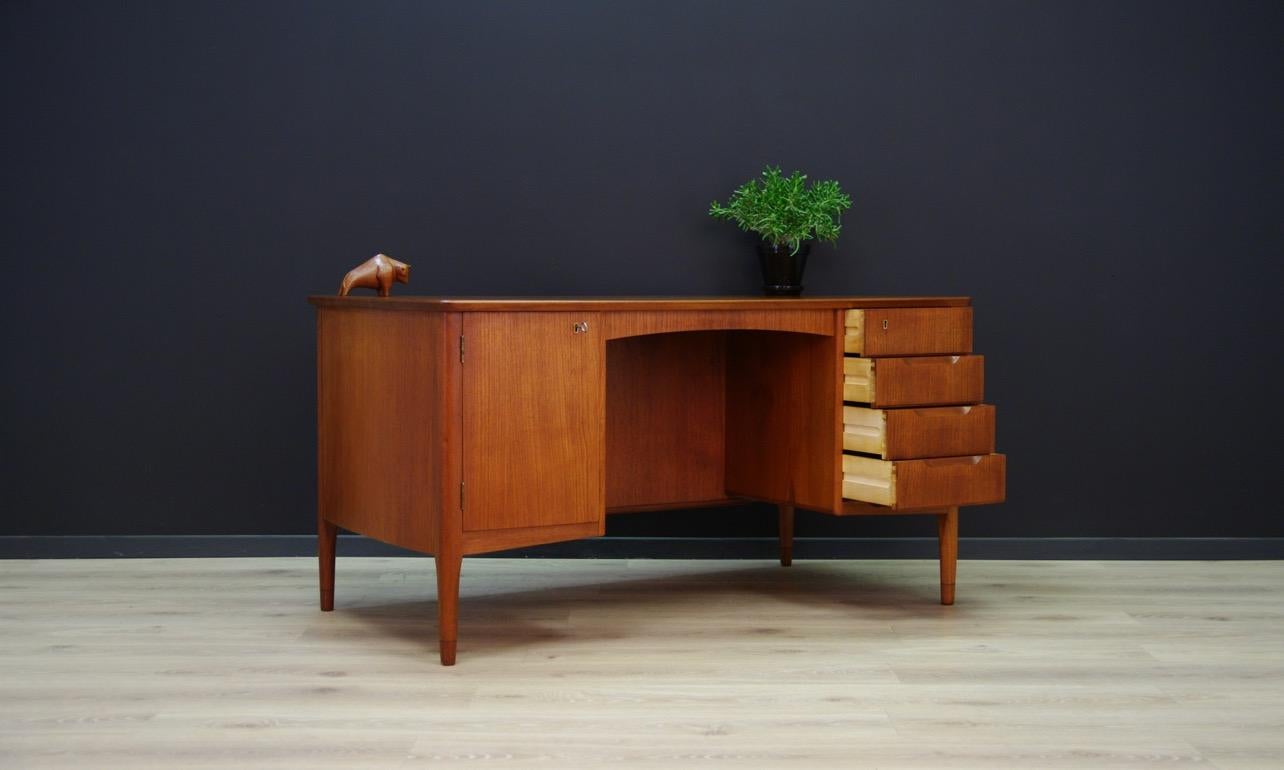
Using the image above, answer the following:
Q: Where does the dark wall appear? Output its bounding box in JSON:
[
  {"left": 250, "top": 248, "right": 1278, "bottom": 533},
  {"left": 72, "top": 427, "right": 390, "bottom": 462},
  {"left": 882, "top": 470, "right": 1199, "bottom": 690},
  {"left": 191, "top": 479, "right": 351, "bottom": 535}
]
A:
[{"left": 3, "top": 1, "right": 1282, "bottom": 538}]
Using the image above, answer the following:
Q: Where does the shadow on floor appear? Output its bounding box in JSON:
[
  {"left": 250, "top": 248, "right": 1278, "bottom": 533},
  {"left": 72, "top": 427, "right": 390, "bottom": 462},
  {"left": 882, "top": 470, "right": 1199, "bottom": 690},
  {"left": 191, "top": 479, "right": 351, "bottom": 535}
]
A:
[{"left": 334, "top": 560, "right": 955, "bottom": 659}]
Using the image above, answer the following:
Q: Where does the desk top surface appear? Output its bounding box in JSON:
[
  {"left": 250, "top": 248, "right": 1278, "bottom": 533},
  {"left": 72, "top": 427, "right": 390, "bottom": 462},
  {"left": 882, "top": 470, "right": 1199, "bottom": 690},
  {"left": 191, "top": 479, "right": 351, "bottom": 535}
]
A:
[{"left": 308, "top": 295, "right": 971, "bottom": 311}]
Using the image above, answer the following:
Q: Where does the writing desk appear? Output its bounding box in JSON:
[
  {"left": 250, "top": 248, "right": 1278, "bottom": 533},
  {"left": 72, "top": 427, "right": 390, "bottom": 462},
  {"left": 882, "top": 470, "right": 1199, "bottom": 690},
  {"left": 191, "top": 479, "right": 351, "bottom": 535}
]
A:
[{"left": 308, "top": 296, "right": 1006, "bottom": 665}]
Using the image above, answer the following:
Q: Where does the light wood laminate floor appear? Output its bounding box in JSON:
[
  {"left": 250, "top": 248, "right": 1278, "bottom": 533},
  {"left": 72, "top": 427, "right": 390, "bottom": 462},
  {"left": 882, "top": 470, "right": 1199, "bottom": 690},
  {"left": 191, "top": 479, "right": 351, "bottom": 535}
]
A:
[{"left": 1, "top": 558, "right": 1282, "bottom": 769}]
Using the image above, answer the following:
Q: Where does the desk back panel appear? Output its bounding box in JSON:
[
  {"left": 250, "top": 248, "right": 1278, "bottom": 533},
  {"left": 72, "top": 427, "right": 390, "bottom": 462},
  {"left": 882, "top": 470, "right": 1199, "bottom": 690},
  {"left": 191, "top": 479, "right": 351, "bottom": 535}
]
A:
[{"left": 605, "top": 332, "right": 728, "bottom": 509}]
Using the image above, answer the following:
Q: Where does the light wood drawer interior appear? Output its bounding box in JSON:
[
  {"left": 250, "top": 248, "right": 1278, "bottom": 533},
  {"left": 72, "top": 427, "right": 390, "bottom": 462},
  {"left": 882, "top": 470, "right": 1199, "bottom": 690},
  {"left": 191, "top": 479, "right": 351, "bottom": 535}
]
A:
[
  {"left": 842, "top": 454, "right": 1006, "bottom": 509},
  {"left": 843, "top": 355, "right": 984, "bottom": 407},
  {"left": 844, "top": 404, "right": 996, "bottom": 459},
  {"left": 844, "top": 307, "right": 973, "bottom": 356}
]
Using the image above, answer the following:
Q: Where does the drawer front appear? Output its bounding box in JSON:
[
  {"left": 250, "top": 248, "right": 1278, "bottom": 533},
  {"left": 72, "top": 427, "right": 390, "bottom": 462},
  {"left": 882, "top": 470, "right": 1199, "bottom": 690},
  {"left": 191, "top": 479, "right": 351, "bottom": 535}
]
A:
[
  {"left": 842, "top": 454, "right": 1006, "bottom": 509},
  {"left": 844, "top": 404, "right": 996, "bottom": 459},
  {"left": 843, "top": 355, "right": 984, "bottom": 407},
  {"left": 845, "top": 307, "right": 972, "bottom": 356}
]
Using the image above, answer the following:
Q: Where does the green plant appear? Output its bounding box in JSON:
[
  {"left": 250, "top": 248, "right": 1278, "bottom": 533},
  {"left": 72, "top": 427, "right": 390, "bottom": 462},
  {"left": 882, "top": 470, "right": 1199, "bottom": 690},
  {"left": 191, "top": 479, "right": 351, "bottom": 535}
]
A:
[{"left": 709, "top": 166, "right": 852, "bottom": 254}]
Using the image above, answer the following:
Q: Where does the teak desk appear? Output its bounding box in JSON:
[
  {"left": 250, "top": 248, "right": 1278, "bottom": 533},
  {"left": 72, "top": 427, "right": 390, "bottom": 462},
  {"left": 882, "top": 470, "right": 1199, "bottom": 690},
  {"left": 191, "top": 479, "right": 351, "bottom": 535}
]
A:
[{"left": 309, "top": 296, "right": 1006, "bottom": 665}]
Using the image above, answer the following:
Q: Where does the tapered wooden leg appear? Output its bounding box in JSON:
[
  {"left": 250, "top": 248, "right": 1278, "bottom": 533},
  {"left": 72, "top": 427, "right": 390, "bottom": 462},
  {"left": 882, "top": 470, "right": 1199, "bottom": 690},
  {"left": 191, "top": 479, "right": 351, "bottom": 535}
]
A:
[
  {"left": 777, "top": 503, "right": 794, "bottom": 567},
  {"left": 435, "top": 551, "right": 462, "bottom": 666},
  {"left": 937, "top": 506, "right": 958, "bottom": 605},
  {"left": 318, "top": 518, "right": 337, "bottom": 611}
]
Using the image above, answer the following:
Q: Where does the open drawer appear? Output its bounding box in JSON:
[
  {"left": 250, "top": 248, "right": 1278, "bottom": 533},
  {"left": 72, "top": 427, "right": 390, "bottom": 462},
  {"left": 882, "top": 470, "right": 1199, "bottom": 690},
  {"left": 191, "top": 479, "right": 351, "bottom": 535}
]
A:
[
  {"left": 844, "top": 307, "right": 972, "bottom": 356},
  {"left": 842, "top": 454, "right": 1007, "bottom": 509},
  {"left": 843, "top": 355, "right": 984, "bottom": 407},
  {"left": 844, "top": 404, "right": 996, "bottom": 459}
]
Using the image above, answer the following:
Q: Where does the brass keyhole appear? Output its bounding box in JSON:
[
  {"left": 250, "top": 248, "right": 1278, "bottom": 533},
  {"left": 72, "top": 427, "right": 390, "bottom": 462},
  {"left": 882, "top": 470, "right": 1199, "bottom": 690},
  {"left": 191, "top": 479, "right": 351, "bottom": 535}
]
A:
[{"left": 881, "top": 319, "right": 889, "bottom": 330}]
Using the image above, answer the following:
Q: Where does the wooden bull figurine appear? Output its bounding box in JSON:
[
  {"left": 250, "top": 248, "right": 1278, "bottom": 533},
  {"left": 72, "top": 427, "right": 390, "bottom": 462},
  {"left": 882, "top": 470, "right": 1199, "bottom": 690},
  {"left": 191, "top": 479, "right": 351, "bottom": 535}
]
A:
[{"left": 339, "top": 253, "right": 410, "bottom": 297}]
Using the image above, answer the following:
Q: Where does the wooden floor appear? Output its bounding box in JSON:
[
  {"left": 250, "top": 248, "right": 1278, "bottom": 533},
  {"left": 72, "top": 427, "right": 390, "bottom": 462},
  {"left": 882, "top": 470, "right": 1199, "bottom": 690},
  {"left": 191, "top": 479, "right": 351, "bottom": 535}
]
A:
[{"left": 1, "top": 558, "right": 1282, "bottom": 769}]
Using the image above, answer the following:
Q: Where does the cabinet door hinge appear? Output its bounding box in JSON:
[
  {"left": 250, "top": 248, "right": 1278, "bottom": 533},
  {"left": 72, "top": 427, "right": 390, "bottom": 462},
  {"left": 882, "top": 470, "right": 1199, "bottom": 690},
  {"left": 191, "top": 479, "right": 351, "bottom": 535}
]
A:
[
  {"left": 459, "top": 334, "right": 465, "bottom": 363},
  {"left": 459, "top": 481, "right": 465, "bottom": 510}
]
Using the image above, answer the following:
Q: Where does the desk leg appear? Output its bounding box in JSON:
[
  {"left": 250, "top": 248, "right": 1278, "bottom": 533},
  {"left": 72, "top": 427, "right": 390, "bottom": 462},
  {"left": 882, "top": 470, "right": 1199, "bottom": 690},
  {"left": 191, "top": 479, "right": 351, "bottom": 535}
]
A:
[
  {"left": 319, "top": 518, "right": 337, "bottom": 611},
  {"left": 937, "top": 507, "right": 958, "bottom": 605},
  {"left": 435, "top": 550, "right": 462, "bottom": 666},
  {"left": 778, "top": 503, "right": 794, "bottom": 567}
]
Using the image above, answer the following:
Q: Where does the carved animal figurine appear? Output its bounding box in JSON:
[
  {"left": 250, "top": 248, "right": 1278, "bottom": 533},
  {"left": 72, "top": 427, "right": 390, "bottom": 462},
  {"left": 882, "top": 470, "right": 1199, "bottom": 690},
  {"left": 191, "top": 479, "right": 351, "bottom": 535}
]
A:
[{"left": 338, "top": 253, "right": 410, "bottom": 297}]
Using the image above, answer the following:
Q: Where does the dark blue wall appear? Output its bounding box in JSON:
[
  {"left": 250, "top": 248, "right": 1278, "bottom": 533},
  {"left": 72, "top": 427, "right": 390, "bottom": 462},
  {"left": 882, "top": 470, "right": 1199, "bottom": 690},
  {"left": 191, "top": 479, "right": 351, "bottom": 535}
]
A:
[{"left": 3, "top": 1, "right": 1282, "bottom": 537}]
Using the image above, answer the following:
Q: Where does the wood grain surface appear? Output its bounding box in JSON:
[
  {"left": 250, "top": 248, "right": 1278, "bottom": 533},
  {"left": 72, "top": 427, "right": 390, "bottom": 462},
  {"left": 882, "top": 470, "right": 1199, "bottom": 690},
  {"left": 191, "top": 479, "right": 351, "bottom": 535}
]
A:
[
  {"left": 843, "top": 454, "right": 1007, "bottom": 509},
  {"left": 602, "top": 309, "right": 834, "bottom": 338},
  {"left": 846, "top": 355, "right": 986, "bottom": 408},
  {"left": 937, "top": 507, "right": 958, "bottom": 605},
  {"left": 891, "top": 454, "right": 1007, "bottom": 509},
  {"left": 844, "top": 307, "right": 973, "bottom": 356},
  {"left": 3, "top": 557, "right": 1281, "bottom": 769},
  {"left": 605, "top": 332, "right": 727, "bottom": 509},
  {"left": 724, "top": 329, "right": 841, "bottom": 513},
  {"left": 461, "top": 312, "right": 605, "bottom": 532},
  {"left": 882, "top": 405, "right": 996, "bottom": 459},
  {"left": 315, "top": 308, "right": 446, "bottom": 554},
  {"left": 843, "top": 405, "right": 997, "bottom": 459}
]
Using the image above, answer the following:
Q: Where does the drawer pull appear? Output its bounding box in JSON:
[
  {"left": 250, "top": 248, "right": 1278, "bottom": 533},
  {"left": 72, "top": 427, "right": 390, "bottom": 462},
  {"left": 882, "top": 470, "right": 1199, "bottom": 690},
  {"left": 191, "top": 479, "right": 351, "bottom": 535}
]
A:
[
  {"left": 572, "top": 321, "right": 590, "bottom": 334},
  {"left": 912, "top": 405, "right": 973, "bottom": 416},
  {"left": 923, "top": 455, "right": 984, "bottom": 467}
]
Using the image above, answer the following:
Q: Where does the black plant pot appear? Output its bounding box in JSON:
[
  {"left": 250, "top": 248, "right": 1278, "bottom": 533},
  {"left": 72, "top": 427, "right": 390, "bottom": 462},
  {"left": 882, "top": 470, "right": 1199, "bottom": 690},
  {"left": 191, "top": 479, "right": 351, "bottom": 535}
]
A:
[{"left": 757, "top": 240, "right": 811, "bottom": 296}]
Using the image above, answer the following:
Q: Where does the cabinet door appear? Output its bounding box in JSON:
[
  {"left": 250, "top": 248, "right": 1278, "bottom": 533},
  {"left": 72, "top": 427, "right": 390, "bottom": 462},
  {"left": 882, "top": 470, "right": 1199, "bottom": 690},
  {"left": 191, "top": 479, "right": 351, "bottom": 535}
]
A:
[{"left": 461, "top": 312, "right": 604, "bottom": 531}]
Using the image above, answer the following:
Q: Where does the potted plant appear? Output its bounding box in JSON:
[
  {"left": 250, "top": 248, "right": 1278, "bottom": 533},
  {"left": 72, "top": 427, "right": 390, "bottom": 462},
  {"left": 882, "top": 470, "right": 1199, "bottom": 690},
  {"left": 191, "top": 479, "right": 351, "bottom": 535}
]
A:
[{"left": 709, "top": 165, "right": 852, "bottom": 296}]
